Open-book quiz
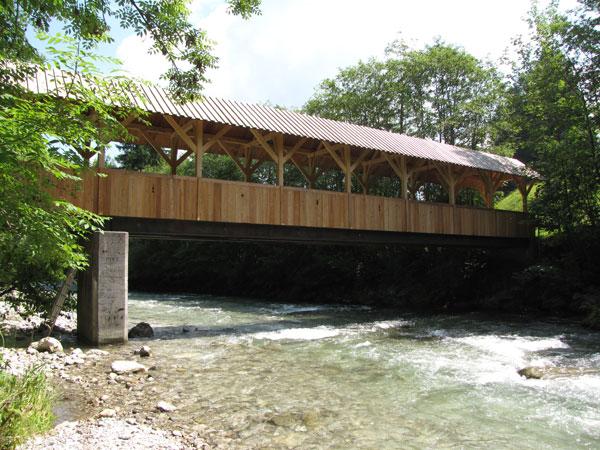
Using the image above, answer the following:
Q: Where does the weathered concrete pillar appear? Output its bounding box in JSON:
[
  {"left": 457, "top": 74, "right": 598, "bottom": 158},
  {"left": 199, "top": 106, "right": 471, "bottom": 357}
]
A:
[{"left": 78, "top": 231, "right": 128, "bottom": 345}]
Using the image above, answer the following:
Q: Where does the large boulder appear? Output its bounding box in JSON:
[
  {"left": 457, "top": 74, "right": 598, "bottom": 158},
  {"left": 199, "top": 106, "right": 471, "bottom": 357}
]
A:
[
  {"left": 128, "top": 322, "right": 154, "bottom": 338},
  {"left": 29, "top": 337, "right": 63, "bottom": 354}
]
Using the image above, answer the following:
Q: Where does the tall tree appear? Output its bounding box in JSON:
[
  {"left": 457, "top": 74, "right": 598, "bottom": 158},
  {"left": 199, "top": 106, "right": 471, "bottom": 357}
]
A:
[
  {"left": 508, "top": 2, "right": 600, "bottom": 234},
  {"left": 304, "top": 39, "right": 506, "bottom": 151},
  {"left": 0, "top": 1, "right": 261, "bottom": 312},
  {"left": 115, "top": 144, "right": 162, "bottom": 171},
  {"left": 304, "top": 39, "right": 505, "bottom": 202}
]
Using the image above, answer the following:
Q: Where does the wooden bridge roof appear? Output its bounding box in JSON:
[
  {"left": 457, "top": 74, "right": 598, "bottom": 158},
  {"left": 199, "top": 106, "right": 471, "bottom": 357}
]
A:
[{"left": 25, "top": 68, "right": 533, "bottom": 179}]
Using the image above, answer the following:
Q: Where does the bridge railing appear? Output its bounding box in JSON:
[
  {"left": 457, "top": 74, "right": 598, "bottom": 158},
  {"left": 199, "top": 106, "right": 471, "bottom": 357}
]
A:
[{"left": 52, "top": 169, "right": 530, "bottom": 239}]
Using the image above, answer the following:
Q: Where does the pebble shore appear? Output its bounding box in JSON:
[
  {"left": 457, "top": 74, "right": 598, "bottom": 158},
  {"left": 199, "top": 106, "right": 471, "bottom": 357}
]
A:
[{"left": 0, "top": 301, "right": 222, "bottom": 450}]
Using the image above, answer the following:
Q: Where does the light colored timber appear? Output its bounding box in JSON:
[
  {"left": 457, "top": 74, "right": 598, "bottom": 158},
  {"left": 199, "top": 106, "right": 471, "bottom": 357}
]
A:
[
  {"left": 47, "top": 169, "right": 530, "bottom": 239},
  {"left": 164, "top": 115, "right": 198, "bottom": 153},
  {"left": 250, "top": 129, "right": 279, "bottom": 163}
]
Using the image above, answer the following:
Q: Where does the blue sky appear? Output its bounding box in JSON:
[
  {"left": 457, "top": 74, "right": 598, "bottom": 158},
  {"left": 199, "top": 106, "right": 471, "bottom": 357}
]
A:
[{"left": 69, "top": 0, "right": 579, "bottom": 109}]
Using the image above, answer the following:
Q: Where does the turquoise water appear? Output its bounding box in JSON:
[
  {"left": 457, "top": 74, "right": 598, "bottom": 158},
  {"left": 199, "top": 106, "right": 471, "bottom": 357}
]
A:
[{"left": 128, "top": 293, "right": 600, "bottom": 449}]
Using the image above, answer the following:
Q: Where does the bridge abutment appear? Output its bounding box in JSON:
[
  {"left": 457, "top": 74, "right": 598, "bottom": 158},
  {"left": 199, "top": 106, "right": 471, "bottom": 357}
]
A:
[{"left": 77, "top": 231, "right": 128, "bottom": 345}]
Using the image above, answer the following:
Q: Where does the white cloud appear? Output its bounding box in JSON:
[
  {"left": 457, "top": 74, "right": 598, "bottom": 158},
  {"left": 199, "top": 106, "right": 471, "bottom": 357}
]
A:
[
  {"left": 116, "top": 34, "right": 169, "bottom": 85},
  {"left": 115, "top": 0, "right": 579, "bottom": 108}
]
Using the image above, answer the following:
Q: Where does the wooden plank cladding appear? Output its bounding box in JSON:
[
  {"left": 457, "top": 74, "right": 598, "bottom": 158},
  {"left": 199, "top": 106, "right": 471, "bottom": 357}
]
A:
[
  {"left": 97, "top": 170, "right": 198, "bottom": 221},
  {"left": 281, "top": 188, "right": 349, "bottom": 229},
  {"left": 198, "top": 179, "right": 279, "bottom": 225},
  {"left": 49, "top": 169, "right": 529, "bottom": 240}
]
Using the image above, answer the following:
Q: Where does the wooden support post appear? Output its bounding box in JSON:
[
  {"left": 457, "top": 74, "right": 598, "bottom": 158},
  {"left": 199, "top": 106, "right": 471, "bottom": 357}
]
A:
[
  {"left": 97, "top": 147, "right": 106, "bottom": 169},
  {"left": 275, "top": 134, "right": 284, "bottom": 187},
  {"left": 478, "top": 171, "right": 506, "bottom": 209},
  {"left": 170, "top": 135, "right": 178, "bottom": 175},
  {"left": 400, "top": 156, "right": 409, "bottom": 200},
  {"left": 435, "top": 164, "right": 468, "bottom": 206},
  {"left": 513, "top": 176, "right": 535, "bottom": 213},
  {"left": 343, "top": 146, "right": 352, "bottom": 194},
  {"left": 44, "top": 267, "right": 77, "bottom": 336},
  {"left": 343, "top": 146, "right": 353, "bottom": 228},
  {"left": 195, "top": 120, "right": 204, "bottom": 178}
]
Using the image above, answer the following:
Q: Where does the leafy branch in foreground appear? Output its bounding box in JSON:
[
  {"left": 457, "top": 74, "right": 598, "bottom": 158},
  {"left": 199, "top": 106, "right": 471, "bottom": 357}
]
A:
[{"left": 0, "top": 1, "right": 262, "bottom": 314}]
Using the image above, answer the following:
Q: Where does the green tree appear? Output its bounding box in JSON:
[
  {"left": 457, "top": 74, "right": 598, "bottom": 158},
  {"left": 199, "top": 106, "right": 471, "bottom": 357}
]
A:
[
  {"left": 305, "top": 39, "right": 505, "bottom": 150},
  {"left": 508, "top": 2, "right": 600, "bottom": 234},
  {"left": 0, "top": 0, "right": 261, "bottom": 312},
  {"left": 115, "top": 144, "right": 162, "bottom": 171},
  {"left": 304, "top": 39, "right": 504, "bottom": 201}
]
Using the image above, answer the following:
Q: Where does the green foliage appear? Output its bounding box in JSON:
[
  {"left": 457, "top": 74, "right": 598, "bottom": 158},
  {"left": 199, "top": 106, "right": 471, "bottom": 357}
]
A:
[
  {"left": 303, "top": 38, "right": 508, "bottom": 201},
  {"left": 0, "top": 359, "right": 55, "bottom": 449},
  {"left": 508, "top": 2, "right": 600, "bottom": 234},
  {"left": 0, "top": 0, "right": 261, "bottom": 102},
  {"left": 0, "top": 1, "right": 261, "bottom": 313},
  {"left": 115, "top": 144, "right": 162, "bottom": 171},
  {"left": 496, "top": 185, "right": 539, "bottom": 211},
  {"left": 128, "top": 238, "right": 524, "bottom": 312},
  {"left": 304, "top": 38, "right": 505, "bottom": 151}
]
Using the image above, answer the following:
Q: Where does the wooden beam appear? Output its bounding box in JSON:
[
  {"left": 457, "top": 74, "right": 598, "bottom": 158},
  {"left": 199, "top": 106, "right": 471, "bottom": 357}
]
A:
[
  {"left": 218, "top": 140, "right": 246, "bottom": 176},
  {"left": 176, "top": 149, "right": 194, "bottom": 166},
  {"left": 201, "top": 126, "right": 232, "bottom": 153},
  {"left": 120, "top": 113, "right": 136, "bottom": 127},
  {"left": 477, "top": 170, "right": 498, "bottom": 209},
  {"left": 323, "top": 141, "right": 346, "bottom": 172},
  {"left": 350, "top": 149, "right": 371, "bottom": 172},
  {"left": 290, "top": 155, "right": 312, "bottom": 187},
  {"left": 275, "top": 134, "right": 284, "bottom": 186},
  {"left": 282, "top": 138, "right": 307, "bottom": 163},
  {"left": 250, "top": 129, "right": 279, "bottom": 162},
  {"left": 513, "top": 176, "right": 535, "bottom": 213},
  {"left": 435, "top": 163, "right": 468, "bottom": 205},
  {"left": 164, "top": 115, "right": 197, "bottom": 152},
  {"left": 384, "top": 153, "right": 405, "bottom": 179},
  {"left": 170, "top": 134, "right": 178, "bottom": 175},
  {"left": 139, "top": 129, "right": 172, "bottom": 166},
  {"left": 194, "top": 120, "right": 203, "bottom": 177},
  {"left": 343, "top": 146, "right": 352, "bottom": 194}
]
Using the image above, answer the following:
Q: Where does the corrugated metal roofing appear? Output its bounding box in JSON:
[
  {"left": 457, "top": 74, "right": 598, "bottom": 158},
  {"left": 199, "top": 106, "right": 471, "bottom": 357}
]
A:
[{"left": 27, "top": 68, "right": 533, "bottom": 177}]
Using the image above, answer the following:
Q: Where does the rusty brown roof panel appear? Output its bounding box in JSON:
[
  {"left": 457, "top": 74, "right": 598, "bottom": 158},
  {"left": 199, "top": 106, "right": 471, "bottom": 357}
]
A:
[{"left": 26, "top": 69, "right": 531, "bottom": 176}]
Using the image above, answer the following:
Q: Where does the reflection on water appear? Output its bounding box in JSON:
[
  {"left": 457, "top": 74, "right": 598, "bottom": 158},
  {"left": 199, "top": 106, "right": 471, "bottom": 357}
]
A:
[{"left": 127, "top": 292, "right": 600, "bottom": 449}]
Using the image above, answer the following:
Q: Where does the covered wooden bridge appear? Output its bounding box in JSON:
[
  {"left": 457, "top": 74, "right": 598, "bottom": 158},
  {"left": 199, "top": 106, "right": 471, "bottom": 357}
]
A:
[
  {"left": 32, "top": 69, "right": 536, "bottom": 247},
  {"left": 29, "top": 69, "right": 539, "bottom": 344}
]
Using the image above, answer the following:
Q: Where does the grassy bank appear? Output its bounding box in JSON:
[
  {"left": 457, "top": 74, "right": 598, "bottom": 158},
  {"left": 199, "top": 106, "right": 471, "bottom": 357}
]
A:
[{"left": 0, "top": 355, "right": 55, "bottom": 449}]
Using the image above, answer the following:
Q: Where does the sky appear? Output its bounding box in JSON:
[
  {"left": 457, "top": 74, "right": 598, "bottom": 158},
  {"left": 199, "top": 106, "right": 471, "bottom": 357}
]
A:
[{"left": 113, "top": 0, "right": 578, "bottom": 109}]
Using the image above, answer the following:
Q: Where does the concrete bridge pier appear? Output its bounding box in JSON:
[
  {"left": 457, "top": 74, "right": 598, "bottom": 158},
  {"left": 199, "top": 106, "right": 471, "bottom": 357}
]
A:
[{"left": 77, "top": 231, "right": 128, "bottom": 345}]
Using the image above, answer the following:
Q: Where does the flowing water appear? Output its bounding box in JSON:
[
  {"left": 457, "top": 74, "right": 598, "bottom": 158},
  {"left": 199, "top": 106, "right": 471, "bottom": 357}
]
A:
[{"left": 127, "top": 292, "right": 600, "bottom": 449}]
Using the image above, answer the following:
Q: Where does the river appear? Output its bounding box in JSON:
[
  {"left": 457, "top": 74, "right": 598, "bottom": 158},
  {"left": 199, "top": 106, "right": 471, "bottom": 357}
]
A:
[{"left": 126, "top": 292, "right": 600, "bottom": 449}]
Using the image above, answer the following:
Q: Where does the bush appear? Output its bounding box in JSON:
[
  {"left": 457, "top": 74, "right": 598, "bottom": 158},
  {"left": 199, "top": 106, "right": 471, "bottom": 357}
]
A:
[{"left": 0, "top": 357, "right": 55, "bottom": 449}]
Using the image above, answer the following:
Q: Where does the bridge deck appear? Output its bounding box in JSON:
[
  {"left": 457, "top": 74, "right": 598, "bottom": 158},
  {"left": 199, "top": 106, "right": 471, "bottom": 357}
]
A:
[{"left": 57, "top": 169, "right": 529, "bottom": 244}]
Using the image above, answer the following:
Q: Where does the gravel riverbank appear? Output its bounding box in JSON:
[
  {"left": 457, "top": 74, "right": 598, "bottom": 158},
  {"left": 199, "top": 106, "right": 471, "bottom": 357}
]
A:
[{"left": 0, "top": 301, "right": 231, "bottom": 450}]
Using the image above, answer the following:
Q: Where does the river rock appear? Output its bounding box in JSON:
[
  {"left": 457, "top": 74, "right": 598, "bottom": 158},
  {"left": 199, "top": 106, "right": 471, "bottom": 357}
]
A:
[
  {"left": 518, "top": 366, "right": 600, "bottom": 380},
  {"left": 29, "top": 337, "right": 63, "bottom": 354},
  {"left": 302, "top": 411, "right": 321, "bottom": 428},
  {"left": 111, "top": 360, "right": 148, "bottom": 375},
  {"left": 139, "top": 345, "right": 152, "bottom": 357},
  {"left": 157, "top": 401, "right": 177, "bottom": 412},
  {"left": 128, "top": 322, "right": 154, "bottom": 338},
  {"left": 99, "top": 409, "right": 117, "bottom": 418},
  {"left": 269, "top": 413, "right": 296, "bottom": 427},
  {"left": 64, "top": 356, "right": 85, "bottom": 365},
  {"left": 87, "top": 349, "right": 109, "bottom": 356}
]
